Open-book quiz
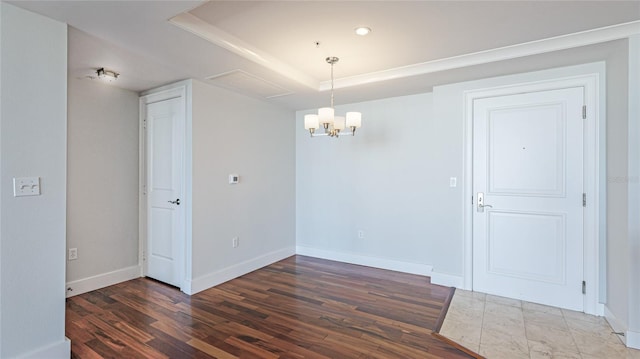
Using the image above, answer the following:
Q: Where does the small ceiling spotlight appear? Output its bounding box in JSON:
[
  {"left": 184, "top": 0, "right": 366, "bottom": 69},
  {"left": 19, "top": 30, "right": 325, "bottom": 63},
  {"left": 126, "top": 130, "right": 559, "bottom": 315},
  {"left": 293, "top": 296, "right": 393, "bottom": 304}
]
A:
[
  {"left": 354, "top": 27, "right": 371, "bottom": 36},
  {"left": 96, "top": 67, "right": 119, "bottom": 81}
]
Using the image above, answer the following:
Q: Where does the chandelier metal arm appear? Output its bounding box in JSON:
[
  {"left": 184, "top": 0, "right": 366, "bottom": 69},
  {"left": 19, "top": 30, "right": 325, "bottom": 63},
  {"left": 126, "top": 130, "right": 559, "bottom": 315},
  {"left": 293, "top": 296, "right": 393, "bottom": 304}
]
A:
[{"left": 310, "top": 127, "right": 357, "bottom": 138}]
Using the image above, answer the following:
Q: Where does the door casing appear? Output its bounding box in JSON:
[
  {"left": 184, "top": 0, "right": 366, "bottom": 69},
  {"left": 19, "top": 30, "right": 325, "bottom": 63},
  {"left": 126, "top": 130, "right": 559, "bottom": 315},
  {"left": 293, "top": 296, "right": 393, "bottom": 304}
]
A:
[
  {"left": 462, "top": 73, "right": 603, "bottom": 315},
  {"left": 139, "top": 81, "right": 193, "bottom": 293}
]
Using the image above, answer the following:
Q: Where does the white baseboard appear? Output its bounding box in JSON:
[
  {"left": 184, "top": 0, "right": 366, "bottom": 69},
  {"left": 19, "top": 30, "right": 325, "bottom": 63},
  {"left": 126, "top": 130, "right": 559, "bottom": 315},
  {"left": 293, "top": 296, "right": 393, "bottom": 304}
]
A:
[
  {"left": 181, "top": 278, "right": 192, "bottom": 295},
  {"left": 66, "top": 265, "right": 141, "bottom": 297},
  {"left": 17, "top": 337, "right": 70, "bottom": 359},
  {"left": 295, "top": 246, "right": 433, "bottom": 276},
  {"left": 187, "top": 247, "right": 295, "bottom": 295},
  {"left": 627, "top": 330, "right": 640, "bottom": 350},
  {"left": 430, "top": 270, "right": 464, "bottom": 288},
  {"left": 604, "top": 305, "right": 630, "bottom": 346}
]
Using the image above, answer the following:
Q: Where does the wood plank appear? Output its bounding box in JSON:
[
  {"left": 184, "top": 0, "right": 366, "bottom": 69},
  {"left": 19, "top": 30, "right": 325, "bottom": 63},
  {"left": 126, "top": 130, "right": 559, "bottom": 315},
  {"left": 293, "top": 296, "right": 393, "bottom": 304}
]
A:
[
  {"left": 187, "top": 338, "right": 239, "bottom": 359},
  {"left": 145, "top": 325, "right": 216, "bottom": 359},
  {"left": 66, "top": 255, "right": 477, "bottom": 358},
  {"left": 70, "top": 342, "right": 104, "bottom": 359}
]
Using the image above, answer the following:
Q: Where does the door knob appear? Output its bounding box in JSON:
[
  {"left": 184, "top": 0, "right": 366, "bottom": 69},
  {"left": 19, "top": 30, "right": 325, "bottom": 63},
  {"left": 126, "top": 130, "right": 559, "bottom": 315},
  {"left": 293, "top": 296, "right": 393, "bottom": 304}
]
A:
[
  {"left": 168, "top": 198, "right": 180, "bottom": 205},
  {"left": 477, "top": 192, "right": 492, "bottom": 212}
]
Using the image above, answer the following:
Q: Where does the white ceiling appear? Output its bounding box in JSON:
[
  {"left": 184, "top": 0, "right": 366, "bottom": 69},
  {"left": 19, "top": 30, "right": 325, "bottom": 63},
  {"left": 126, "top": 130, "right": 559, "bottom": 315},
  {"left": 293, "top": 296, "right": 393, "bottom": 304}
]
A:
[
  {"left": 189, "top": 1, "right": 640, "bottom": 79},
  {"left": 8, "top": 1, "right": 640, "bottom": 110}
]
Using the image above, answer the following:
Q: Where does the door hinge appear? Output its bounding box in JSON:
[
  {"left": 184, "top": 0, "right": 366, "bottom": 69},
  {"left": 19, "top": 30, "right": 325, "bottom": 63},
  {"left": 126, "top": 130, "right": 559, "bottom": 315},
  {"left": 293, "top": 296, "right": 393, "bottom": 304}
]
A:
[
  {"left": 582, "top": 280, "right": 586, "bottom": 294},
  {"left": 471, "top": 196, "right": 474, "bottom": 205},
  {"left": 143, "top": 119, "right": 147, "bottom": 130},
  {"left": 582, "top": 105, "right": 587, "bottom": 119},
  {"left": 583, "top": 193, "right": 587, "bottom": 207}
]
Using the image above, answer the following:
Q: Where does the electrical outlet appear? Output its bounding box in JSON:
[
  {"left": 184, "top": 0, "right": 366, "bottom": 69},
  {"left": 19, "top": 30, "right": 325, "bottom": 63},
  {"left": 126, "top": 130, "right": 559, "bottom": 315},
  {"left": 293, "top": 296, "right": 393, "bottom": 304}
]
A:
[
  {"left": 68, "top": 248, "right": 78, "bottom": 261},
  {"left": 358, "top": 230, "right": 365, "bottom": 239},
  {"left": 232, "top": 237, "right": 239, "bottom": 248}
]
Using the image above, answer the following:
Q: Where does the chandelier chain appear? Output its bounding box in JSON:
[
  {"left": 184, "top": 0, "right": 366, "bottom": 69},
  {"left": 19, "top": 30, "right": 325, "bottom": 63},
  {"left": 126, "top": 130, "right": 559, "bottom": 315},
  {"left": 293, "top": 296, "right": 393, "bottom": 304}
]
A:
[{"left": 330, "top": 60, "right": 335, "bottom": 108}]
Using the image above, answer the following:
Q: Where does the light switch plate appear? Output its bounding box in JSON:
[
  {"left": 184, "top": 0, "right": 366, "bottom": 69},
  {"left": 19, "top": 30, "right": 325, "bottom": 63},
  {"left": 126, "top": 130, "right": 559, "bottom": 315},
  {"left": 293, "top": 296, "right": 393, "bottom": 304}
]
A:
[
  {"left": 449, "top": 177, "right": 457, "bottom": 188},
  {"left": 13, "top": 177, "right": 41, "bottom": 197}
]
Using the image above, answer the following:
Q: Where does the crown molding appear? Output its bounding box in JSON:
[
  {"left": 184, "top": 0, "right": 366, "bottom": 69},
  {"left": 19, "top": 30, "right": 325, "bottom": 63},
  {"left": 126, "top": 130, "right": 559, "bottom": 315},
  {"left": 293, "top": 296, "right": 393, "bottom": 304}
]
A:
[
  {"left": 169, "top": 12, "right": 319, "bottom": 90},
  {"left": 169, "top": 12, "right": 639, "bottom": 92},
  {"left": 321, "top": 20, "right": 640, "bottom": 91}
]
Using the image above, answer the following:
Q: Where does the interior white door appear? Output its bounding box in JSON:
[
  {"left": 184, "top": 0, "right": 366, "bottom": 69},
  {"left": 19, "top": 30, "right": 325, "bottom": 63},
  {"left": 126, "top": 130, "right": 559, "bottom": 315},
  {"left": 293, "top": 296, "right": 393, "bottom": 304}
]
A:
[
  {"left": 472, "top": 87, "right": 584, "bottom": 311},
  {"left": 145, "top": 97, "right": 184, "bottom": 288}
]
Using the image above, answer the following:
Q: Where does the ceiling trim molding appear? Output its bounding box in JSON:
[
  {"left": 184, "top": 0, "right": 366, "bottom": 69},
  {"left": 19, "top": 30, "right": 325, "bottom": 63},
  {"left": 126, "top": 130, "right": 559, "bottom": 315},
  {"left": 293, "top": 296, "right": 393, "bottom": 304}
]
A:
[
  {"left": 170, "top": 11, "right": 639, "bottom": 93},
  {"left": 170, "top": 12, "right": 319, "bottom": 90},
  {"left": 321, "top": 20, "right": 640, "bottom": 91}
]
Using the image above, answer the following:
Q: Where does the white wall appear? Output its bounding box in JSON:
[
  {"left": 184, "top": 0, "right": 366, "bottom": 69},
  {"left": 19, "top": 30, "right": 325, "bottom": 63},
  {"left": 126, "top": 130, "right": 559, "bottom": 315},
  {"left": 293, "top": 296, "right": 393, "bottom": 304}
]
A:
[
  {"left": 432, "top": 61, "right": 610, "bottom": 283},
  {"left": 295, "top": 40, "right": 632, "bottom": 314},
  {"left": 604, "top": 38, "right": 632, "bottom": 339},
  {"left": 1, "top": 5, "right": 3, "bottom": 354},
  {"left": 0, "top": 3, "right": 70, "bottom": 358},
  {"left": 66, "top": 76, "right": 140, "bottom": 294},
  {"left": 296, "top": 93, "right": 447, "bottom": 275},
  {"left": 296, "top": 39, "right": 639, "bottom": 346},
  {"left": 296, "top": 61, "right": 611, "bottom": 281},
  {"left": 188, "top": 80, "right": 296, "bottom": 293},
  {"left": 626, "top": 34, "right": 640, "bottom": 347}
]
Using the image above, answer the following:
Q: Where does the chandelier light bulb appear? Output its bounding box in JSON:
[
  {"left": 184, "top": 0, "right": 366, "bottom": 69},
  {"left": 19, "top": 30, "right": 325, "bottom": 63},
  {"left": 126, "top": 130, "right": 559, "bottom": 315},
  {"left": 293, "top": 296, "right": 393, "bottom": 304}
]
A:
[
  {"left": 346, "top": 112, "right": 362, "bottom": 128},
  {"left": 304, "top": 114, "right": 319, "bottom": 130},
  {"left": 318, "top": 107, "right": 334, "bottom": 125}
]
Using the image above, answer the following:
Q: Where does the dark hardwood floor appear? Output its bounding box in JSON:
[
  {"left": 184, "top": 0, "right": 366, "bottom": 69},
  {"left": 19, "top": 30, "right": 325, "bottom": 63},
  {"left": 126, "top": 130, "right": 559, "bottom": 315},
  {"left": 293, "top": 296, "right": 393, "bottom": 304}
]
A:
[{"left": 66, "top": 255, "right": 473, "bottom": 358}]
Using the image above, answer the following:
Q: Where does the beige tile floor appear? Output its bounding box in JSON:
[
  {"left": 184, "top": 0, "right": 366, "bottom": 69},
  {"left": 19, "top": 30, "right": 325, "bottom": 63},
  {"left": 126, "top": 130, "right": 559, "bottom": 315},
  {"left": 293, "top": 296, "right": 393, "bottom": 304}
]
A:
[{"left": 439, "top": 289, "right": 640, "bottom": 359}]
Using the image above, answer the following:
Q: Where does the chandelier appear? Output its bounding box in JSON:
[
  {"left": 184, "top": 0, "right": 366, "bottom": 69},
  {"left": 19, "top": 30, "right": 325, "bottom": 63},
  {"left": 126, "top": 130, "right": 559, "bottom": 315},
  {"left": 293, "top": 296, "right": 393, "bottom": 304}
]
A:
[{"left": 304, "top": 57, "right": 362, "bottom": 137}]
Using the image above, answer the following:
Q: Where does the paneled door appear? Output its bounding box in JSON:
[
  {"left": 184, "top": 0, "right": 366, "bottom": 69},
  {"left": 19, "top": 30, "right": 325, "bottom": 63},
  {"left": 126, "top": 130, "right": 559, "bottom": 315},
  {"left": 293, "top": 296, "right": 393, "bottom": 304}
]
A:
[
  {"left": 145, "top": 97, "right": 185, "bottom": 288},
  {"left": 472, "top": 87, "right": 584, "bottom": 311}
]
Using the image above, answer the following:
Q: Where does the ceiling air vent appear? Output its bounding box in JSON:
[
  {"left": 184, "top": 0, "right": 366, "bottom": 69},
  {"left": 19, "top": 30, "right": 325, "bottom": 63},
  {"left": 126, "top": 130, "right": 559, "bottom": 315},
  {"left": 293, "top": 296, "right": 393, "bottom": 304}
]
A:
[{"left": 205, "top": 70, "right": 292, "bottom": 99}]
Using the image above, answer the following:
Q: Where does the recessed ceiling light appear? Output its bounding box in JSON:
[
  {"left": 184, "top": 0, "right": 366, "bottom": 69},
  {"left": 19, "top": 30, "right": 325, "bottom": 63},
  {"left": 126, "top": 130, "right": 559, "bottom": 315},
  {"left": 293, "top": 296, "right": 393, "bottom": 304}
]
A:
[{"left": 355, "top": 27, "right": 371, "bottom": 36}]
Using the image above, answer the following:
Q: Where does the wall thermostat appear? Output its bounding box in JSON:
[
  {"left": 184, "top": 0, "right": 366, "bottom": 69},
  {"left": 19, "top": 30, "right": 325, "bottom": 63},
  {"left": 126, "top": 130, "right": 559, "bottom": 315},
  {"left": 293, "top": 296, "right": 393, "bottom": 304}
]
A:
[{"left": 229, "top": 174, "right": 239, "bottom": 184}]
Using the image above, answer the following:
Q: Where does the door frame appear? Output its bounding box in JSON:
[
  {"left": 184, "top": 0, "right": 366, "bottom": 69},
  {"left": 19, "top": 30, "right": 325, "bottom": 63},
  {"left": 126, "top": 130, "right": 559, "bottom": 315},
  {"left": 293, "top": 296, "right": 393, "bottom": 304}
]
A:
[
  {"left": 462, "top": 73, "right": 604, "bottom": 315},
  {"left": 138, "top": 81, "right": 192, "bottom": 293}
]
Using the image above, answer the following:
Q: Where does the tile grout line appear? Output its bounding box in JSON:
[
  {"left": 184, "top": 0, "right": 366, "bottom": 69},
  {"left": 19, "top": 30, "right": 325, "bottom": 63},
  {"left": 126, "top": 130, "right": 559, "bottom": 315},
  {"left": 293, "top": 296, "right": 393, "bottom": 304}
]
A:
[
  {"left": 477, "top": 295, "right": 486, "bottom": 356},
  {"left": 521, "top": 305, "right": 533, "bottom": 359},
  {"left": 449, "top": 291, "right": 640, "bottom": 359},
  {"left": 519, "top": 300, "right": 531, "bottom": 359},
  {"left": 563, "top": 309, "right": 593, "bottom": 358}
]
